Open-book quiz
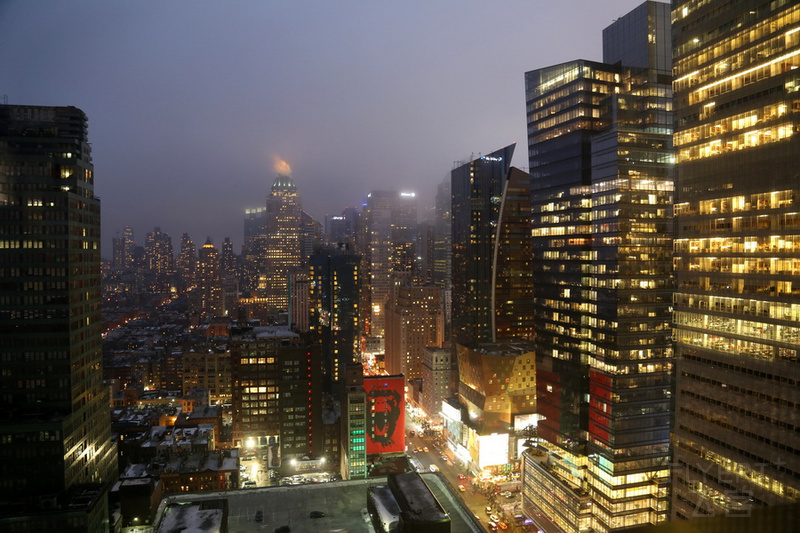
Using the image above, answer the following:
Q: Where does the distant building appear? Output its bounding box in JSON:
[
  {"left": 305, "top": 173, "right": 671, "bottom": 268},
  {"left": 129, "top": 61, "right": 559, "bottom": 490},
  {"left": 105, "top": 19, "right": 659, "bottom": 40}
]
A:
[
  {"left": 195, "top": 238, "right": 223, "bottom": 320},
  {"left": 177, "top": 231, "right": 197, "bottom": 290},
  {"left": 260, "top": 172, "right": 303, "bottom": 312},
  {"left": 182, "top": 350, "right": 232, "bottom": 404},
  {"left": 287, "top": 269, "right": 310, "bottom": 332},
  {"left": 384, "top": 282, "right": 444, "bottom": 379},
  {"left": 363, "top": 190, "right": 418, "bottom": 338},
  {"left": 241, "top": 206, "right": 266, "bottom": 292},
  {"left": 145, "top": 226, "right": 176, "bottom": 293}
]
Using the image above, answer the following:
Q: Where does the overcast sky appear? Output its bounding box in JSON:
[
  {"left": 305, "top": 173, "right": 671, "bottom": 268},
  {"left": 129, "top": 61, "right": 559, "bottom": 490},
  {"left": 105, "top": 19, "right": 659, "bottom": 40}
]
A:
[{"left": 1, "top": 0, "right": 650, "bottom": 255}]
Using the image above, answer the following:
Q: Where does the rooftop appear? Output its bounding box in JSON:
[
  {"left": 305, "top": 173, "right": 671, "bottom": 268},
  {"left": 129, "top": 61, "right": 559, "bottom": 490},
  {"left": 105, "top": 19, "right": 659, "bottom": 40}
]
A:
[{"left": 153, "top": 473, "right": 483, "bottom": 533}]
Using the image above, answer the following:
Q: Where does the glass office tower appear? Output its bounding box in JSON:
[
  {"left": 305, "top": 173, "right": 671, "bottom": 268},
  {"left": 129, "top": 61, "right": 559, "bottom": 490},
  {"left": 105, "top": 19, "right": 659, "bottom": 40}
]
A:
[
  {"left": 450, "top": 144, "right": 534, "bottom": 346},
  {"left": 523, "top": 2, "right": 673, "bottom": 531},
  {"left": 671, "top": 0, "right": 800, "bottom": 519}
]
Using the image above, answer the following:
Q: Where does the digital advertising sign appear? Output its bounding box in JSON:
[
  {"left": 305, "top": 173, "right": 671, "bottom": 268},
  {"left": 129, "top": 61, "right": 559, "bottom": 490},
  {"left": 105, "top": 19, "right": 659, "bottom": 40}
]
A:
[{"left": 365, "top": 375, "right": 405, "bottom": 455}]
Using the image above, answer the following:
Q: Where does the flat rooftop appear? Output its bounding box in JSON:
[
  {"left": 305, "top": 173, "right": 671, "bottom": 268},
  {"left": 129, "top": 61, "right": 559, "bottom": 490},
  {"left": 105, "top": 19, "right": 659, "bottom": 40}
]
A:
[{"left": 154, "top": 473, "right": 483, "bottom": 533}]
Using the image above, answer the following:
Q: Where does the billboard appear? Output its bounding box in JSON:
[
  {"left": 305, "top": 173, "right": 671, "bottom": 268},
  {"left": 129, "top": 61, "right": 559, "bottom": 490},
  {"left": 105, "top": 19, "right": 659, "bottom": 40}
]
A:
[{"left": 365, "top": 375, "right": 405, "bottom": 454}]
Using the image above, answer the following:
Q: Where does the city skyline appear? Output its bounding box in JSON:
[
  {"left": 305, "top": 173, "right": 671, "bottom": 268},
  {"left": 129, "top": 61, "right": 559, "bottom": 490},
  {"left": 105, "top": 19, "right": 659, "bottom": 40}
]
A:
[{"left": 1, "top": 0, "right": 647, "bottom": 254}]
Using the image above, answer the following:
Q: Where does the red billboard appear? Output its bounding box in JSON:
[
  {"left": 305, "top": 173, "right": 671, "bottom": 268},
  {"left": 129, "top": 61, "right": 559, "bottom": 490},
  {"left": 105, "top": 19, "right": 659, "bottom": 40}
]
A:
[{"left": 364, "top": 375, "right": 405, "bottom": 455}]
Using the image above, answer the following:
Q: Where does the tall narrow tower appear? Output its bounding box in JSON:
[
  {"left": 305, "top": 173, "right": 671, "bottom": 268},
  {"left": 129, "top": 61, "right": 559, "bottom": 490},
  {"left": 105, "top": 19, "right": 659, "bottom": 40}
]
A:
[
  {"left": 523, "top": 2, "right": 673, "bottom": 531},
  {"left": 0, "top": 105, "right": 117, "bottom": 531}
]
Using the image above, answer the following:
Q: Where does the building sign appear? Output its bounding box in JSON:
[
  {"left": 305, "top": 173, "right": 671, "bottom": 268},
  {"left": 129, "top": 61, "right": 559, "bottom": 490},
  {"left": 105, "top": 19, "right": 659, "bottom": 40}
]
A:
[{"left": 365, "top": 375, "right": 405, "bottom": 454}]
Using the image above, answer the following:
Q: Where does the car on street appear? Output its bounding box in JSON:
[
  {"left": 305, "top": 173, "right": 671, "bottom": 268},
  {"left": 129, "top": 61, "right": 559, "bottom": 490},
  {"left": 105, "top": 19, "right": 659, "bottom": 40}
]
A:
[
  {"left": 487, "top": 521, "right": 498, "bottom": 531},
  {"left": 423, "top": 447, "right": 429, "bottom": 452},
  {"left": 491, "top": 514, "right": 501, "bottom": 523},
  {"left": 498, "top": 522, "right": 508, "bottom": 530},
  {"left": 485, "top": 506, "right": 493, "bottom": 515},
  {"left": 458, "top": 485, "right": 466, "bottom": 492}
]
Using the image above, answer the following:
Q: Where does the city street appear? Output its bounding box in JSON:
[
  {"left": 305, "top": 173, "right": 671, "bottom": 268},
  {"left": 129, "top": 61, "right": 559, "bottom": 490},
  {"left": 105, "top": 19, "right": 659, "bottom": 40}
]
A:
[{"left": 405, "top": 418, "right": 532, "bottom": 533}]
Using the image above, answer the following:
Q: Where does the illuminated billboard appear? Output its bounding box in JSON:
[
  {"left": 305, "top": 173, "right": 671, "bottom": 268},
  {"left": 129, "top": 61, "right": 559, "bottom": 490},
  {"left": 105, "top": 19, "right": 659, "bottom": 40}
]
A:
[
  {"left": 365, "top": 375, "right": 405, "bottom": 454},
  {"left": 478, "top": 433, "right": 509, "bottom": 469}
]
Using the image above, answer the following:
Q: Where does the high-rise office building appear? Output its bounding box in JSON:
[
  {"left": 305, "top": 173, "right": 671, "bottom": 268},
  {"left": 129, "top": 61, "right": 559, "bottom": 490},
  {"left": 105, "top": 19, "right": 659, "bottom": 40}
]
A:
[
  {"left": 260, "top": 171, "right": 302, "bottom": 312},
  {"left": 325, "top": 207, "right": 360, "bottom": 248},
  {"left": 523, "top": 2, "right": 673, "bottom": 531},
  {"left": 420, "top": 346, "right": 453, "bottom": 424},
  {"left": 671, "top": 0, "right": 800, "bottom": 519},
  {"left": 450, "top": 145, "right": 534, "bottom": 346},
  {"left": 0, "top": 105, "right": 117, "bottom": 532},
  {"left": 301, "top": 210, "right": 322, "bottom": 264}
]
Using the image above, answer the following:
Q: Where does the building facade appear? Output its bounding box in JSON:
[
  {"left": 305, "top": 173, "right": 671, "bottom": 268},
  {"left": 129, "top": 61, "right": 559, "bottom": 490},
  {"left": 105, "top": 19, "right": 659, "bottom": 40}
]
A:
[
  {"left": 230, "top": 326, "right": 323, "bottom": 465},
  {"left": 384, "top": 282, "right": 444, "bottom": 380},
  {"left": 420, "top": 346, "right": 453, "bottom": 424},
  {"left": 671, "top": 0, "right": 800, "bottom": 519}
]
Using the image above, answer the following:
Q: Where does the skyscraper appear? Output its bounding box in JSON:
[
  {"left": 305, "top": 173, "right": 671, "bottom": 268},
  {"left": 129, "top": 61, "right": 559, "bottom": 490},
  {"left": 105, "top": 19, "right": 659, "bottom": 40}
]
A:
[
  {"left": 450, "top": 144, "right": 534, "bottom": 346},
  {"left": 671, "top": 0, "right": 800, "bottom": 519},
  {"left": 144, "top": 226, "right": 175, "bottom": 292},
  {"left": 177, "top": 231, "right": 197, "bottom": 290},
  {"left": 523, "top": 2, "right": 673, "bottom": 530},
  {"left": 260, "top": 169, "right": 302, "bottom": 313},
  {"left": 195, "top": 238, "right": 222, "bottom": 319},
  {"left": 241, "top": 206, "right": 266, "bottom": 292},
  {"left": 0, "top": 105, "right": 117, "bottom": 531},
  {"left": 363, "top": 190, "right": 418, "bottom": 339},
  {"left": 309, "top": 244, "right": 361, "bottom": 391},
  {"left": 220, "top": 236, "right": 236, "bottom": 277}
]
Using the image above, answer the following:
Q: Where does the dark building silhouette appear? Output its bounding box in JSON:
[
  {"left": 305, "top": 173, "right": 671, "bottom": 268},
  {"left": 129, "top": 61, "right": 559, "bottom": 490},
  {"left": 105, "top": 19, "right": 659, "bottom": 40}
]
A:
[
  {"left": 450, "top": 144, "right": 534, "bottom": 346},
  {"left": 0, "top": 104, "right": 117, "bottom": 532},
  {"left": 309, "top": 244, "right": 361, "bottom": 391}
]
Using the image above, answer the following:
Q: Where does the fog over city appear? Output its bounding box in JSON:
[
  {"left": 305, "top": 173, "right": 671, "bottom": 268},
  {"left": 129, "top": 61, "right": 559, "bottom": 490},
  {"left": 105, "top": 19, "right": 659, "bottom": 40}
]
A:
[{"left": 0, "top": 0, "right": 645, "bottom": 253}]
